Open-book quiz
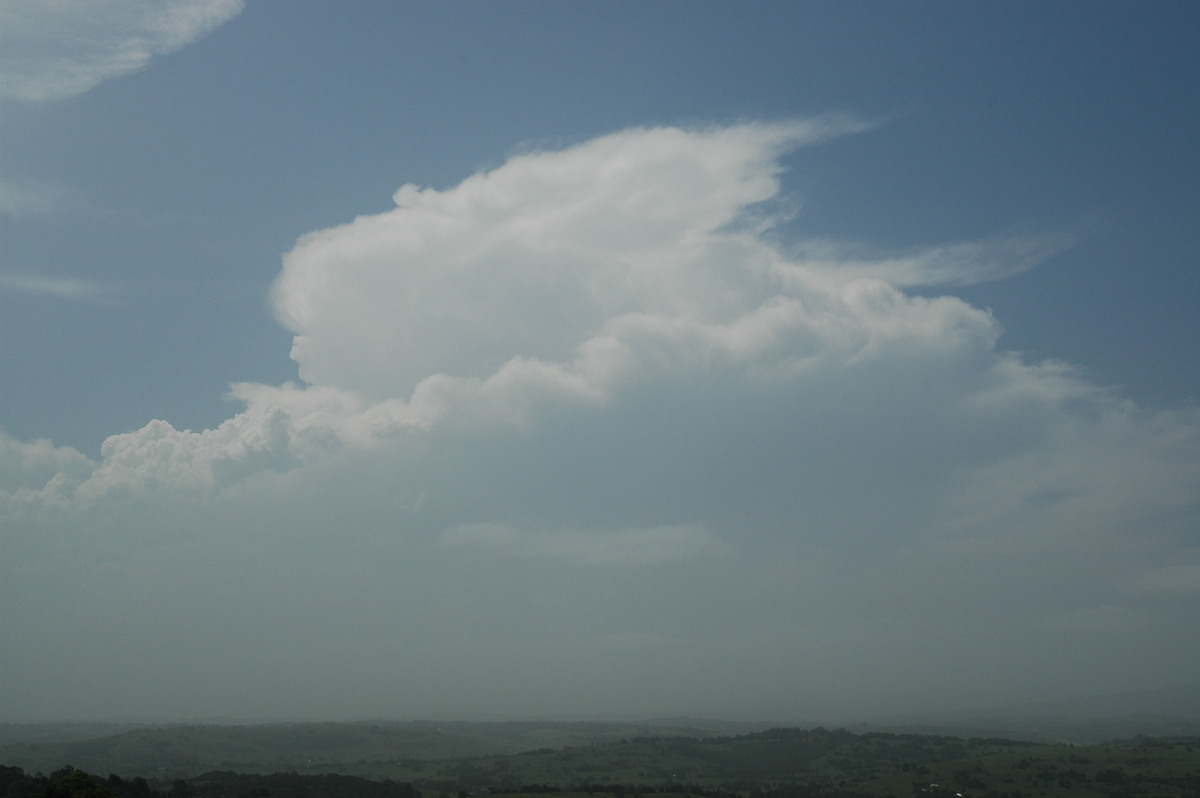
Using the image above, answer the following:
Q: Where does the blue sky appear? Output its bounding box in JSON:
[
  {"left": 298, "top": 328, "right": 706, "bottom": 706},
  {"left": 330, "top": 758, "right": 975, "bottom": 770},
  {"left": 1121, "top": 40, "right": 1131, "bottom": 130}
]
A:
[
  {"left": 3, "top": 1, "right": 1198, "bottom": 451},
  {"left": 1, "top": 1, "right": 1198, "bottom": 723}
]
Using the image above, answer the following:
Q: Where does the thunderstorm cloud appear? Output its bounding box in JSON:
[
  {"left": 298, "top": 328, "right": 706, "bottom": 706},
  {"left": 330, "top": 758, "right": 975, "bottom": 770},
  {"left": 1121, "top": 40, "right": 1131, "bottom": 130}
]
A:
[{"left": 2, "top": 122, "right": 1197, "bottom": 721}]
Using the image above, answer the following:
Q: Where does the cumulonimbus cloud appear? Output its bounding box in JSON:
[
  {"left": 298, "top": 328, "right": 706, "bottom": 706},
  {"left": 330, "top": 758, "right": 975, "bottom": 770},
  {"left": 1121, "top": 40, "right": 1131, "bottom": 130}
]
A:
[
  {"left": 272, "top": 120, "right": 869, "bottom": 400},
  {"left": 8, "top": 121, "right": 1198, "bottom": 549},
  {"left": 0, "top": 0, "right": 245, "bottom": 102},
  {"left": 2, "top": 121, "right": 1198, "bottom": 719}
]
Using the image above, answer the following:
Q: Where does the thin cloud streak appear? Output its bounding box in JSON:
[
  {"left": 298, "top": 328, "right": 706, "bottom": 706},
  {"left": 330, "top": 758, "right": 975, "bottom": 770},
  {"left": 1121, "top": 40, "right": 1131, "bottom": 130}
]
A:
[
  {"left": 789, "top": 233, "right": 1080, "bottom": 288},
  {"left": 0, "top": 270, "right": 108, "bottom": 300},
  {"left": 0, "top": 179, "right": 58, "bottom": 215},
  {"left": 441, "top": 522, "right": 733, "bottom": 566},
  {"left": 0, "top": 0, "right": 245, "bottom": 102}
]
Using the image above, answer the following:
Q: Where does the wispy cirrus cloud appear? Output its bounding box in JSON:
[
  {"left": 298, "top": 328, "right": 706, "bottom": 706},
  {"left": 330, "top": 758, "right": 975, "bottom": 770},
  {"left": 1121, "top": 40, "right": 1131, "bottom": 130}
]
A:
[
  {"left": 788, "top": 233, "right": 1079, "bottom": 288},
  {"left": 441, "top": 522, "right": 732, "bottom": 566},
  {"left": 0, "top": 270, "right": 108, "bottom": 300},
  {"left": 0, "top": 0, "right": 245, "bottom": 102},
  {"left": 0, "top": 179, "right": 59, "bottom": 215}
]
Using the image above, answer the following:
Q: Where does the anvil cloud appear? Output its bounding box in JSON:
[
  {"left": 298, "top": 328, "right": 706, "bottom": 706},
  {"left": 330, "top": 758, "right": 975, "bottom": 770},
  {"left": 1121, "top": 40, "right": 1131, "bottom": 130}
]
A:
[{"left": 2, "top": 121, "right": 1197, "bottom": 722}]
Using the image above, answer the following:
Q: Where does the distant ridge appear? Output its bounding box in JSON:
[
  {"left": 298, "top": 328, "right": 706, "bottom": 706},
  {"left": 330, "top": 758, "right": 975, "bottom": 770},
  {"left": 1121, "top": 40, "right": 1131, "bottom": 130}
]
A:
[
  {"left": 865, "top": 683, "right": 1200, "bottom": 743},
  {"left": 0, "top": 718, "right": 771, "bottom": 779},
  {"left": 4, "top": 688, "right": 1198, "bottom": 779}
]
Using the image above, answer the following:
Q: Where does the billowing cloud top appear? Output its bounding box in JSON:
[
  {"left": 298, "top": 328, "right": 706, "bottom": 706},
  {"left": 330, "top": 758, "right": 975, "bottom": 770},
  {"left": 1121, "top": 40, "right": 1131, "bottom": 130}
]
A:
[
  {"left": 273, "top": 121, "right": 858, "bottom": 399},
  {"left": 2, "top": 122, "right": 1198, "bottom": 721},
  {"left": 0, "top": 0, "right": 244, "bottom": 102}
]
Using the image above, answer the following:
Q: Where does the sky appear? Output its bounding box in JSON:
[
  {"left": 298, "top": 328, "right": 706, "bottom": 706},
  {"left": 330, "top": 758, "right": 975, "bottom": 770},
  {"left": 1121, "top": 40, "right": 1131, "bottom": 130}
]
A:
[{"left": 1, "top": 0, "right": 1198, "bottom": 725}]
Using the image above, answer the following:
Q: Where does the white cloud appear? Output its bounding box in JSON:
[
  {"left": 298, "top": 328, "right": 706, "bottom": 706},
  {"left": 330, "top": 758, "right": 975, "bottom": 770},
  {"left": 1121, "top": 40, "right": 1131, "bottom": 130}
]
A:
[
  {"left": 441, "top": 522, "right": 732, "bottom": 566},
  {"left": 0, "top": 179, "right": 58, "bottom": 215},
  {"left": 789, "top": 233, "right": 1079, "bottom": 288},
  {"left": 0, "top": 430, "right": 93, "bottom": 493},
  {"left": 3, "top": 121, "right": 1199, "bottom": 720},
  {"left": 271, "top": 120, "right": 868, "bottom": 400},
  {"left": 0, "top": 270, "right": 107, "bottom": 299},
  {"left": 0, "top": 0, "right": 245, "bottom": 102}
]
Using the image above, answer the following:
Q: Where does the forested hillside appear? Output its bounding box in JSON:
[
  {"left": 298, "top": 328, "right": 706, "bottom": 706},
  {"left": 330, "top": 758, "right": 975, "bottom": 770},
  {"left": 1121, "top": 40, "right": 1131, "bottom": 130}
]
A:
[{"left": 3, "top": 727, "right": 1199, "bottom": 798}]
